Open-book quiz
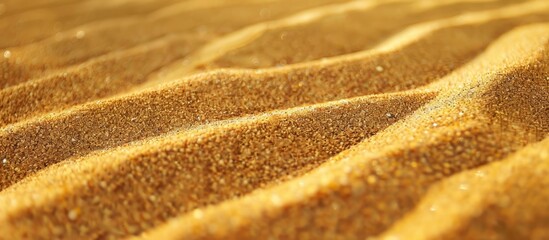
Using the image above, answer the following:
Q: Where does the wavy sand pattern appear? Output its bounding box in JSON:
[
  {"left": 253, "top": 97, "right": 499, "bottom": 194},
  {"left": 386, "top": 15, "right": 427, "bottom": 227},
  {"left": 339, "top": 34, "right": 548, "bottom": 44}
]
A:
[{"left": 0, "top": 0, "right": 548, "bottom": 239}]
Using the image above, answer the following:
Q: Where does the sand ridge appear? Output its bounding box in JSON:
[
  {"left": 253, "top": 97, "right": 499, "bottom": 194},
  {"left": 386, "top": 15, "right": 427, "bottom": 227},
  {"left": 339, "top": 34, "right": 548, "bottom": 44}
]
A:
[
  {"left": 0, "top": 0, "right": 548, "bottom": 239},
  {"left": 132, "top": 22, "right": 549, "bottom": 240}
]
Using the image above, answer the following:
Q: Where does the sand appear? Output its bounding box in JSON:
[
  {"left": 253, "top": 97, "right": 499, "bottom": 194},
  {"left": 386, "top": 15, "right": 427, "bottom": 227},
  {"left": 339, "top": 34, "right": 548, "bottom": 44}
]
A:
[{"left": 0, "top": 0, "right": 548, "bottom": 239}]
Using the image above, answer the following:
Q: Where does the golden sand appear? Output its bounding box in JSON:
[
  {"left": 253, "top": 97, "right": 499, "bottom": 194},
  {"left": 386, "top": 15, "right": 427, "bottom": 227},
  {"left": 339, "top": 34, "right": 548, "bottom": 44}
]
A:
[{"left": 0, "top": 0, "right": 548, "bottom": 239}]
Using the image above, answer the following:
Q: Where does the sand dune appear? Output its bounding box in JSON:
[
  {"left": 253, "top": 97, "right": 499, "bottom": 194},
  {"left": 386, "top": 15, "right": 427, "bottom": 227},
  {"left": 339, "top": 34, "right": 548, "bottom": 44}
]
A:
[
  {"left": 0, "top": 0, "right": 548, "bottom": 239},
  {"left": 380, "top": 137, "right": 549, "bottom": 240}
]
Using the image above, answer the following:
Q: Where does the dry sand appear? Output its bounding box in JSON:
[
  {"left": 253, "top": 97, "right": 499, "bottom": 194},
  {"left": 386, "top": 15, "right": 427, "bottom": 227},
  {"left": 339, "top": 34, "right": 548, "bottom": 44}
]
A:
[{"left": 0, "top": 0, "right": 548, "bottom": 239}]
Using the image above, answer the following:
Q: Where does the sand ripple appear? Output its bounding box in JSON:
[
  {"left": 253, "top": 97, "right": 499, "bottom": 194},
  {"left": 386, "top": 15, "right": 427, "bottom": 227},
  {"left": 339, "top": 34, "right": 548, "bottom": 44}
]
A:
[{"left": 0, "top": 0, "right": 548, "bottom": 239}]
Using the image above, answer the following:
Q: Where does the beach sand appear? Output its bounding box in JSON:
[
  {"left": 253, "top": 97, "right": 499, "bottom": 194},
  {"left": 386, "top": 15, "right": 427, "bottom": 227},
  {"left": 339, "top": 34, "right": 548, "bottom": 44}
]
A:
[{"left": 0, "top": 0, "right": 548, "bottom": 239}]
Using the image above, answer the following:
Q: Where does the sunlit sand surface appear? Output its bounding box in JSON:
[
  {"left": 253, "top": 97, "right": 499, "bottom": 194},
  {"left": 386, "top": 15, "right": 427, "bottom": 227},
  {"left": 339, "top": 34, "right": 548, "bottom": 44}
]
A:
[{"left": 0, "top": 0, "right": 548, "bottom": 239}]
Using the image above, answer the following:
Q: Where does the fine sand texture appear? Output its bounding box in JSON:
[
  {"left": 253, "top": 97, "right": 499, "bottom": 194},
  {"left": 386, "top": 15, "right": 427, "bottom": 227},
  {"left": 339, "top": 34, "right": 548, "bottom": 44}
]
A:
[{"left": 0, "top": 0, "right": 548, "bottom": 239}]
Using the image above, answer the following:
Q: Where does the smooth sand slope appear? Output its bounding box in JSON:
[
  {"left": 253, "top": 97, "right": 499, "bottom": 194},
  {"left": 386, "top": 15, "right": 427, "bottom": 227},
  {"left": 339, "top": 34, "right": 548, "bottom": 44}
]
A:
[{"left": 0, "top": 0, "right": 548, "bottom": 239}]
